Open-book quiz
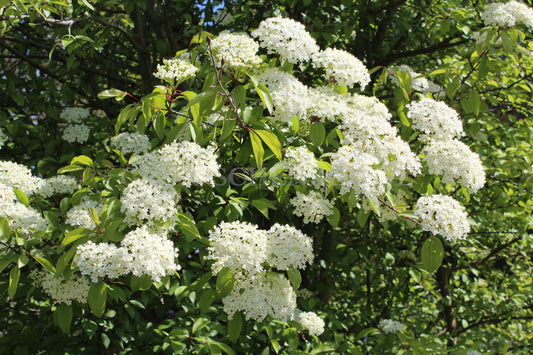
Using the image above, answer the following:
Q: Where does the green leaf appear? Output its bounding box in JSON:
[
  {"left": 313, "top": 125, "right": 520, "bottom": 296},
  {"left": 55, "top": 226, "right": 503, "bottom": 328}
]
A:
[
  {"left": 55, "top": 304, "right": 73, "bottom": 334},
  {"left": 101, "top": 333, "right": 110, "bottom": 349},
  {"left": 357, "top": 208, "right": 371, "bottom": 228},
  {"left": 227, "top": 312, "right": 242, "bottom": 343},
  {"left": 317, "top": 160, "right": 331, "bottom": 171},
  {"left": 177, "top": 213, "right": 200, "bottom": 242},
  {"left": 254, "top": 129, "right": 282, "bottom": 161},
  {"left": 398, "top": 111, "right": 410, "bottom": 127},
  {"left": 420, "top": 237, "right": 444, "bottom": 273},
  {"left": 367, "top": 196, "right": 381, "bottom": 217},
  {"left": 251, "top": 198, "right": 276, "bottom": 218},
  {"left": 287, "top": 267, "right": 302, "bottom": 290},
  {"left": 88, "top": 281, "right": 107, "bottom": 317},
  {"left": 130, "top": 274, "right": 153, "bottom": 292},
  {"left": 98, "top": 88, "right": 126, "bottom": 100},
  {"left": 326, "top": 207, "right": 340, "bottom": 227},
  {"left": 33, "top": 255, "right": 56, "bottom": 274},
  {"left": 8, "top": 265, "right": 20, "bottom": 298},
  {"left": 220, "top": 119, "right": 237, "bottom": 140},
  {"left": 501, "top": 30, "right": 515, "bottom": 53},
  {"left": 216, "top": 267, "right": 235, "bottom": 298},
  {"left": 199, "top": 289, "right": 217, "bottom": 313},
  {"left": 57, "top": 165, "right": 85, "bottom": 174},
  {"left": 192, "top": 317, "right": 209, "bottom": 333},
  {"left": 190, "top": 272, "right": 213, "bottom": 292},
  {"left": 61, "top": 228, "right": 90, "bottom": 246},
  {"left": 356, "top": 327, "right": 380, "bottom": 340},
  {"left": 71, "top": 155, "right": 94, "bottom": 167},
  {"left": 153, "top": 110, "right": 166, "bottom": 139},
  {"left": 250, "top": 130, "right": 264, "bottom": 169},
  {"left": 309, "top": 122, "right": 326, "bottom": 146},
  {"left": 247, "top": 73, "right": 273, "bottom": 114},
  {"left": 13, "top": 189, "right": 29, "bottom": 207},
  {"left": 0, "top": 217, "right": 11, "bottom": 241}
]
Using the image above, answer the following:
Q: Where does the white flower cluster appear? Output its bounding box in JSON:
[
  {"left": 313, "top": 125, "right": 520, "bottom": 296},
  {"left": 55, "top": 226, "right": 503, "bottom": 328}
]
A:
[
  {"left": 415, "top": 194, "right": 470, "bottom": 241},
  {"left": 284, "top": 146, "right": 320, "bottom": 182},
  {"left": 62, "top": 124, "right": 91, "bottom": 144},
  {"left": 60, "top": 107, "right": 90, "bottom": 123},
  {"left": 31, "top": 270, "right": 89, "bottom": 305},
  {"left": 154, "top": 58, "right": 198, "bottom": 83},
  {"left": 328, "top": 145, "right": 387, "bottom": 198},
  {"left": 423, "top": 139, "right": 486, "bottom": 193},
  {"left": 296, "top": 311, "right": 325, "bottom": 336},
  {"left": 313, "top": 48, "right": 370, "bottom": 89},
  {"left": 407, "top": 97, "right": 464, "bottom": 141},
  {"left": 133, "top": 141, "right": 220, "bottom": 187},
  {"left": 75, "top": 226, "right": 180, "bottom": 282},
  {"left": 290, "top": 191, "right": 334, "bottom": 224},
  {"left": 251, "top": 16, "right": 319, "bottom": 64},
  {"left": 120, "top": 179, "right": 180, "bottom": 230},
  {"left": 0, "top": 182, "right": 47, "bottom": 232},
  {"left": 481, "top": 1, "right": 533, "bottom": 29},
  {"left": 257, "top": 68, "right": 310, "bottom": 122},
  {"left": 211, "top": 31, "right": 262, "bottom": 69},
  {"left": 0, "top": 160, "right": 43, "bottom": 196},
  {"left": 378, "top": 319, "right": 405, "bottom": 333},
  {"left": 223, "top": 272, "right": 297, "bottom": 321},
  {"left": 111, "top": 132, "right": 151, "bottom": 155},
  {"left": 389, "top": 65, "right": 443, "bottom": 96},
  {"left": 65, "top": 197, "right": 104, "bottom": 229},
  {"left": 35, "top": 175, "right": 79, "bottom": 198},
  {"left": 266, "top": 223, "right": 314, "bottom": 270}
]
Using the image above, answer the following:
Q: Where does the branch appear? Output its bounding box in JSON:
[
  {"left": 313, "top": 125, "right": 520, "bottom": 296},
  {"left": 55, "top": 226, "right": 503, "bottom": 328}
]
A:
[{"left": 382, "top": 37, "right": 469, "bottom": 66}]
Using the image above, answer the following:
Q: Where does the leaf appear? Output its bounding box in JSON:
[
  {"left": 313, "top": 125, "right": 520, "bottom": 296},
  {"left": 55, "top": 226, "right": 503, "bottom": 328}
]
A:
[
  {"left": 97, "top": 88, "right": 126, "bottom": 100},
  {"left": 420, "top": 237, "right": 444, "bottom": 273},
  {"left": 501, "top": 30, "right": 515, "bottom": 53},
  {"left": 251, "top": 198, "right": 276, "bottom": 218},
  {"left": 357, "top": 208, "right": 371, "bottom": 228},
  {"left": 0, "top": 217, "right": 11, "bottom": 241},
  {"left": 88, "top": 281, "right": 107, "bottom": 317},
  {"left": 130, "top": 274, "right": 153, "bottom": 292},
  {"left": 33, "top": 255, "right": 56, "bottom": 274},
  {"left": 309, "top": 122, "right": 326, "bottom": 147},
  {"left": 71, "top": 155, "right": 94, "bottom": 167},
  {"left": 153, "top": 110, "right": 166, "bottom": 139},
  {"left": 250, "top": 130, "right": 264, "bottom": 169},
  {"left": 61, "top": 228, "right": 90, "bottom": 246},
  {"left": 220, "top": 119, "right": 236, "bottom": 140},
  {"left": 177, "top": 213, "right": 200, "bottom": 242},
  {"left": 247, "top": 73, "right": 273, "bottom": 114},
  {"left": 8, "top": 265, "right": 20, "bottom": 298},
  {"left": 367, "top": 196, "right": 381, "bottom": 217},
  {"left": 55, "top": 304, "right": 73, "bottom": 334},
  {"left": 398, "top": 111, "right": 410, "bottom": 127},
  {"left": 326, "top": 207, "right": 340, "bottom": 227},
  {"left": 216, "top": 267, "right": 235, "bottom": 298},
  {"left": 287, "top": 267, "right": 302, "bottom": 290},
  {"left": 199, "top": 289, "right": 217, "bottom": 313},
  {"left": 192, "top": 317, "right": 209, "bottom": 333},
  {"left": 13, "top": 189, "right": 29, "bottom": 207},
  {"left": 355, "top": 327, "right": 380, "bottom": 340},
  {"left": 57, "top": 165, "right": 85, "bottom": 174},
  {"left": 254, "top": 129, "right": 282, "bottom": 161},
  {"left": 227, "top": 312, "right": 242, "bottom": 343}
]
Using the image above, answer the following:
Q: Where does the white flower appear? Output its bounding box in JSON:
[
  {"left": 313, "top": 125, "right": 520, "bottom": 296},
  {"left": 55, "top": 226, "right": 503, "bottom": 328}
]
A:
[
  {"left": 35, "top": 175, "right": 79, "bottom": 198},
  {"left": 297, "top": 311, "right": 325, "bottom": 336},
  {"left": 120, "top": 179, "right": 179, "bottom": 229},
  {"left": 133, "top": 141, "right": 220, "bottom": 187},
  {"left": 284, "top": 146, "right": 319, "bottom": 182},
  {"left": 154, "top": 58, "right": 198, "bottom": 83},
  {"left": 65, "top": 197, "right": 104, "bottom": 229},
  {"left": 60, "top": 107, "right": 90, "bottom": 123},
  {"left": 423, "top": 139, "right": 486, "bottom": 193},
  {"left": 62, "top": 124, "right": 90, "bottom": 143},
  {"left": 407, "top": 97, "right": 464, "bottom": 141},
  {"left": 32, "top": 270, "right": 89, "bottom": 305},
  {"left": 211, "top": 31, "right": 262, "bottom": 69},
  {"left": 207, "top": 221, "right": 268, "bottom": 276},
  {"left": 75, "top": 241, "right": 132, "bottom": 282},
  {"left": 266, "top": 223, "right": 313, "bottom": 270},
  {"left": 482, "top": 1, "right": 533, "bottom": 29},
  {"left": 0, "top": 183, "right": 47, "bottom": 232},
  {"left": 111, "top": 132, "right": 151, "bottom": 155},
  {"left": 313, "top": 48, "right": 370, "bottom": 89},
  {"left": 251, "top": 16, "right": 319, "bottom": 64},
  {"left": 290, "top": 191, "right": 334, "bottom": 224},
  {"left": 0, "top": 160, "right": 44, "bottom": 195},
  {"left": 415, "top": 194, "right": 470, "bottom": 241},
  {"left": 505, "top": 1, "right": 533, "bottom": 29},
  {"left": 378, "top": 319, "right": 405, "bottom": 333}
]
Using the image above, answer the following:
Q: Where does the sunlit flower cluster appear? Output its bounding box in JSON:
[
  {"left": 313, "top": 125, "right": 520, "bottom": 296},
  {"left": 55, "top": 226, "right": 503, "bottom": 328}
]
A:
[
  {"left": 482, "top": 1, "right": 533, "bottom": 29},
  {"left": 423, "top": 139, "right": 486, "bottom": 192},
  {"left": 75, "top": 241, "right": 132, "bottom": 282},
  {"left": 284, "top": 146, "right": 319, "bottom": 182},
  {"left": 0, "top": 182, "right": 47, "bottom": 232},
  {"left": 60, "top": 107, "right": 90, "bottom": 123},
  {"left": 415, "top": 194, "right": 470, "bottom": 241},
  {"left": 296, "top": 310, "right": 325, "bottom": 336},
  {"left": 251, "top": 16, "right": 319, "bottom": 64},
  {"left": 211, "top": 31, "right": 261, "bottom": 69},
  {"left": 379, "top": 319, "right": 405, "bottom": 333},
  {"left": 154, "top": 58, "right": 198, "bottom": 83},
  {"left": 35, "top": 175, "right": 79, "bottom": 198},
  {"left": 313, "top": 48, "right": 370, "bottom": 89},
  {"left": 0, "top": 160, "right": 44, "bottom": 196},
  {"left": 133, "top": 141, "right": 220, "bottom": 187},
  {"left": 65, "top": 197, "right": 104, "bottom": 229},
  {"left": 407, "top": 97, "right": 464, "bottom": 140},
  {"left": 290, "top": 190, "right": 334, "bottom": 224},
  {"left": 266, "top": 223, "right": 313, "bottom": 270},
  {"left": 31, "top": 270, "right": 89, "bottom": 305},
  {"left": 111, "top": 132, "right": 151, "bottom": 155},
  {"left": 62, "top": 124, "right": 91, "bottom": 144}
]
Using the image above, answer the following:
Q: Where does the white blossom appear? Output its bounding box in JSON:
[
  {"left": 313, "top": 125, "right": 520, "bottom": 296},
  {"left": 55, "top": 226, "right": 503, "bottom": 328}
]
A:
[
  {"left": 75, "top": 241, "right": 132, "bottom": 282},
  {"left": 284, "top": 146, "right": 319, "bottom": 182},
  {"left": 111, "top": 132, "right": 151, "bottom": 155},
  {"left": 62, "top": 124, "right": 91, "bottom": 144},
  {"left": 60, "top": 107, "right": 90, "bottom": 123},
  {"left": 0, "top": 183, "right": 47, "bottom": 232},
  {"left": 407, "top": 97, "right": 464, "bottom": 141},
  {"left": 251, "top": 16, "right": 319, "bottom": 64},
  {"left": 211, "top": 31, "right": 262, "bottom": 69},
  {"left": 313, "top": 48, "right": 370, "bottom": 89},
  {"left": 296, "top": 311, "right": 325, "bottom": 336},
  {"left": 415, "top": 194, "right": 470, "bottom": 241},
  {"left": 65, "top": 197, "right": 104, "bottom": 229},
  {"left": 35, "top": 175, "right": 79, "bottom": 198},
  {"left": 266, "top": 223, "right": 313, "bottom": 270},
  {"left": 154, "top": 58, "right": 198, "bottom": 83},
  {"left": 482, "top": 1, "right": 533, "bottom": 29},
  {"left": 378, "top": 319, "right": 405, "bottom": 333},
  {"left": 31, "top": 270, "right": 89, "bottom": 305},
  {"left": 0, "top": 160, "right": 43, "bottom": 195},
  {"left": 290, "top": 191, "right": 334, "bottom": 224},
  {"left": 506, "top": 1, "right": 533, "bottom": 29}
]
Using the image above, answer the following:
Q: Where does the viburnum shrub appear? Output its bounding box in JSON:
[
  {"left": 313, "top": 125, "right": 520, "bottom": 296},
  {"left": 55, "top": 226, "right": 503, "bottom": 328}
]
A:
[{"left": 2, "top": 13, "right": 505, "bottom": 353}]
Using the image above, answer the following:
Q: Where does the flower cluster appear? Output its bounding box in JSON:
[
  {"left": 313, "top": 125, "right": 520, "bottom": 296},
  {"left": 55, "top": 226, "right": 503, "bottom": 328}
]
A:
[
  {"left": 283, "top": 146, "right": 320, "bottom": 182},
  {"left": 296, "top": 311, "right": 325, "bottom": 336},
  {"left": 35, "top": 175, "right": 79, "bottom": 198},
  {"left": 481, "top": 1, "right": 533, "bottom": 29},
  {"left": 0, "top": 182, "right": 47, "bottom": 232},
  {"left": 60, "top": 107, "right": 90, "bottom": 123},
  {"left": 75, "top": 226, "right": 180, "bottom": 282},
  {"left": 251, "top": 16, "right": 319, "bottom": 64},
  {"left": 62, "top": 124, "right": 91, "bottom": 144},
  {"left": 133, "top": 141, "right": 220, "bottom": 187},
  {"left": 211, "top": 31, "right": 261, "bottom": 69},
  {"left": 31, "top": 270, "right": 89, "bottom": 305},
  {"left": 423, "top": 139, "right": 486, "bottom": 193},
  {"left": 266, "top": 223, "right": 314, "bottom": 270},
  {"left": 65, "top": 197, "right": 104, "bottom": 230},
  {"left": 407, "top": 97, "right": 464, "bottom": 141},
  {"left": 313, "top": 48, "right": 370, "bottom": 89},
  {"left": 120, "top": 179, "right": 180, "bottom": 229},
  {"left": 111, "top": 132, "right": 151, "bottom": 155},
  {"left": 378, "top": 319, "right": 405, "bottom": 333},
  {"left": 290, "top": 191, "right": 334, "bottom": 224},
  {"left": 154, "top": 58, "right": 198, "bottom": 84},
  {"left": 415, "top": 194, "right": 470, "bottom": 241},
  {"left": 0, "top": 160, "right": 43, "bottom": 195}
]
